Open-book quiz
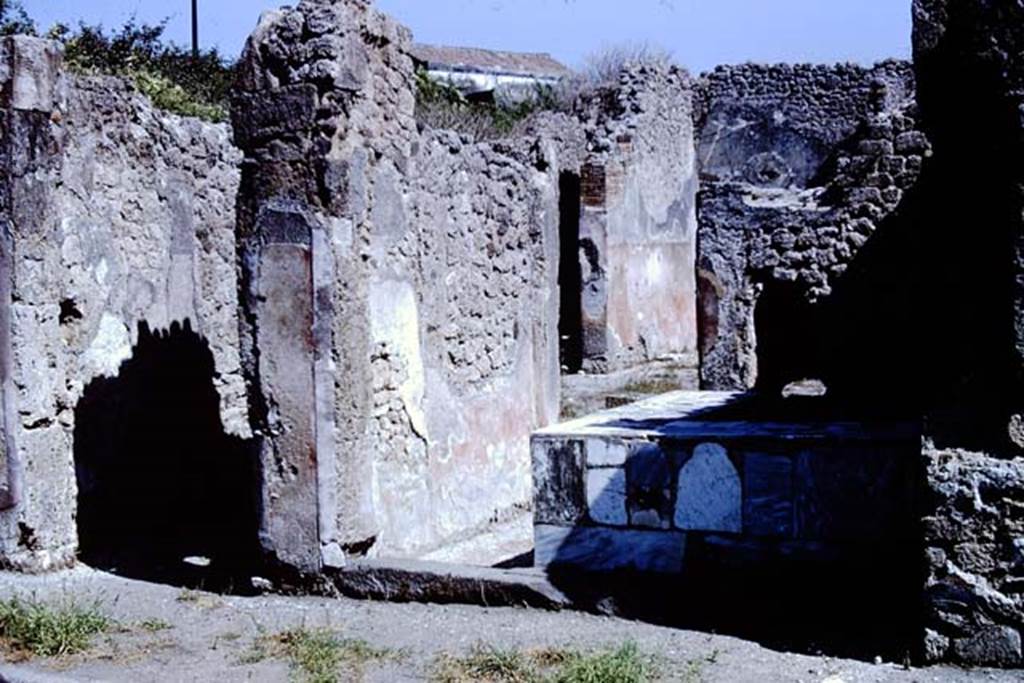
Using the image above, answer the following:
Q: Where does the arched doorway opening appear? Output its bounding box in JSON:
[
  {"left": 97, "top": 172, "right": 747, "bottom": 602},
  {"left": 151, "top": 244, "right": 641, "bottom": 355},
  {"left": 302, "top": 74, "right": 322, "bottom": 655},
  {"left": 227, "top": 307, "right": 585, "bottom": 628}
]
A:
[{"left": 74, "top": 320, "right": 260, "bottom": 592}]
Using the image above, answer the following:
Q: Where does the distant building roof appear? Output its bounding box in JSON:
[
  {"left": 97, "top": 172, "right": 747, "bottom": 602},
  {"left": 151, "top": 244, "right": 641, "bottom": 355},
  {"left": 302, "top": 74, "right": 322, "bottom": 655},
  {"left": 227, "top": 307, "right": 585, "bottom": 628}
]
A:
[{"left": 410, "top": 44, "right": 572, "bottom": 81}]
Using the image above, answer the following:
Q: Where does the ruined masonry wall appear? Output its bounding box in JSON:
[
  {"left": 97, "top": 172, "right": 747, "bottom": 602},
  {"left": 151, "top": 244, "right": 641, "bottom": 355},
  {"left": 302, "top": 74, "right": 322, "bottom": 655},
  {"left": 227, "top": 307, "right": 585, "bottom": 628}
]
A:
[
  {"left": 695, "top": 62, "right": 927, "bottom": 390},
  {"left": 379, "top": 129, "right": 560, "bottom": 557},
  {"left": 913, "top": 0, "right": 1024, "bottom": 667},
  {"left": 0, "top": 37, "right": 245, "bottom": 571},
  {"left": 234, "top": 0, "right": 561, "bottom": 565},
  {"left": 575, "top": 66, "right": 698, "bottom": 372}
]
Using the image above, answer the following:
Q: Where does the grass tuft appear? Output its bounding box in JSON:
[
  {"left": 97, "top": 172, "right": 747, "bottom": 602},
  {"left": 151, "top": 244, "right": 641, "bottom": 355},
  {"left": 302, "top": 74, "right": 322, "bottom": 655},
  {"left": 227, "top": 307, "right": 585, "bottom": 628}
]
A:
[
  {"left": 255, "top": 628, "right": 396, "bottom": 683},
  {"left": 434, "top": 644, "right": 539, "bottom": 682},
  {"left": 552, "top": 643, "right": 654, "bottom": 683},
  {"left": 0, "top": 597, "right": 110, "bottom": 658},
  {"left": 138, "top": 618, "right": 172, "bottom": 633},
  {"left": 433, "top": 642, "right": 657, "bottom": 683}
]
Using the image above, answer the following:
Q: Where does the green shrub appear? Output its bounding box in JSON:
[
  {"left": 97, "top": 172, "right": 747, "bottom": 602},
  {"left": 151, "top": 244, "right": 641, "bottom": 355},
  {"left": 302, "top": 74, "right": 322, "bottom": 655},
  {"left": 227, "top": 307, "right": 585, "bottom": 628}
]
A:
[
  {"left": 415, "top": 67, "right": 563, "bottom": 141},
  {"left": 133, "top": 69, "right": 227, "bottom": 123},
  {"left": 0, "top": 0, "right": 34, "bottom": 36},
  {"left": 47, "top": 19, "right": 234, "bottom": 123}
]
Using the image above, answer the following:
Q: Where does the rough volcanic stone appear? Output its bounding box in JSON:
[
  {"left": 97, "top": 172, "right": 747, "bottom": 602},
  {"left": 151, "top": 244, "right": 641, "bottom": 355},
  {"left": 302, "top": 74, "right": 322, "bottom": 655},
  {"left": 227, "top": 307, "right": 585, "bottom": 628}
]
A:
[
  {"left": 587, "top": 467, "right": 628, "bottom": 526},
  {"left": 923, "top": 629, "right": 950, "bottom": 662},
  {"left": 695, "top": 61, "right": 924, "bottom": 391},
  {"left": 952, "top": 626, "right": 1022, "bottom": 667},
  {"left": 4, "top": 36, "right": 63, "bottom": 113},
  {"left": 534, "top": 524, "right": 686, "bottom": 573},
  {"left": 674, "top": 442, "right": 742, "bottom": 533}
]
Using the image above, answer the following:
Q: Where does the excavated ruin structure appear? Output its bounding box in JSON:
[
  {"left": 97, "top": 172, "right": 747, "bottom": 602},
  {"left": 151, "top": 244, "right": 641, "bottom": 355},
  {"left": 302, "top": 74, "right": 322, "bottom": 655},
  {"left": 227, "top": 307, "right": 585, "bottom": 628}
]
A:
[
  {"left": 0, "top": 0, "right": 698, "bottom": 576},
  {"left": 0, "top": 0, "right": 1020, "bottom": 668}
]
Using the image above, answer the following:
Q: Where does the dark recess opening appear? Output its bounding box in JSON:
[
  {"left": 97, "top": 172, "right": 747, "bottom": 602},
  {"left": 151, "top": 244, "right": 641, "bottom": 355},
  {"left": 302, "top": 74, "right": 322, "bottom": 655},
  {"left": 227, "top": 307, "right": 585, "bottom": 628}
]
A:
[
  {"left": 74, "top": 320, "right": 261, "bottom": 593},
  {"left": 753, "top": 279, "right": 822, "bottom": 393},
  {"left": 558, "top": 171, "right": 584, "bottom": 374}
]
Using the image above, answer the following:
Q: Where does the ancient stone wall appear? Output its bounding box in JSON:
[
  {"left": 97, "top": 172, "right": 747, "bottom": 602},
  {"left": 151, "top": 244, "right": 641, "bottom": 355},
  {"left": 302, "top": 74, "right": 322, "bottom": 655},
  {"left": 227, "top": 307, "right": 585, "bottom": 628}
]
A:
[
  {"left": 369, "top": 129, "right": 561, "bottom": 557},
  {"left": 0, "top": 36, "right": 245, "bottom": 571},
  {"left": 695, "top": 62, "right": 927, "bottom": 391},
  {"left": 233, "top": 0, "right": 564, "bottom": 566},
  {"left": 573, "top": 66, "right": 698, "bottom": 373},
  {"left": 0, "top": 0, "right": 696, "bottom": 575},
  {"left": 912, "top": 0, "right": 1024, "bottom": 666}
]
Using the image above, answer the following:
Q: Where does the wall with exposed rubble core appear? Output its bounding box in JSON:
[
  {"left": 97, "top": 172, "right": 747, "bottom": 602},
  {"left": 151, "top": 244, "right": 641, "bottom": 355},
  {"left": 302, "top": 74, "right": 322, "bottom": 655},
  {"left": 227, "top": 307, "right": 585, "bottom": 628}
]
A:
[
  {"left": 232, "top": 0, "right": 570, "bottom": 567},
  {"left": 695, "top": 61, "right": 928, "bottom": 391},
  {"left": 911, "top": 0, "right": 1024, "bottom": 667},
  {"left": 0, "top": 0, "right": 698, "bottom": 576},
  {"left": 0, "top": 36, "right": 245, "bottom": 572}
]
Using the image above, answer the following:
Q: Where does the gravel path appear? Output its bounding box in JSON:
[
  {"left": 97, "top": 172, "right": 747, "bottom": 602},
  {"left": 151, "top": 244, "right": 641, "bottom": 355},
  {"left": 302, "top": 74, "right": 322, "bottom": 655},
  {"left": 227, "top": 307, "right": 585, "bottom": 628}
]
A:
[{"left": 0, "top": 568, "right": 1014, "bottom": 682}]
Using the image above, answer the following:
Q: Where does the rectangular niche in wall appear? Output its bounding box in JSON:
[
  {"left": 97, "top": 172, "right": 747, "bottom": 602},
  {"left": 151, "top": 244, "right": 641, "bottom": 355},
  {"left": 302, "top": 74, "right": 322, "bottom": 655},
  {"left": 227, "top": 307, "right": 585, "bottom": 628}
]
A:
[{"left": 558, "top": 171, "right": 584, "bottom": 375}]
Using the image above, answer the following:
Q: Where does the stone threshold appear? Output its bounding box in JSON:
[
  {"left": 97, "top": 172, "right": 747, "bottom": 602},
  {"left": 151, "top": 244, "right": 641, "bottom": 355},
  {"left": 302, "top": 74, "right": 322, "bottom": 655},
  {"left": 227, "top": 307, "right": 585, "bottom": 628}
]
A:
[{"left": 319, "top": 558, "right": 571, "bottom": 610}]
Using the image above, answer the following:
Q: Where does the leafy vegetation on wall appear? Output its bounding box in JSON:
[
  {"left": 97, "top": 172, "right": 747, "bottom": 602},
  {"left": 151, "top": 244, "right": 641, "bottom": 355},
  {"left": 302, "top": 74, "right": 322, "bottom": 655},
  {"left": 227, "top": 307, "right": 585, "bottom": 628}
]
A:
[{"left": 0, "top": 1, "right": 234, "bottom": 123}]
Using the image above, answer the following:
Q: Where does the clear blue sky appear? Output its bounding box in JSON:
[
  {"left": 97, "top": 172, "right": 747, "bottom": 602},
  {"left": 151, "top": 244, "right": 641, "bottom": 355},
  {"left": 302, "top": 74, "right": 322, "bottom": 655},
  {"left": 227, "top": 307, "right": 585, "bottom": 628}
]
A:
[{"left": 22, "top": 0, "right": 911, "bottom": 74}]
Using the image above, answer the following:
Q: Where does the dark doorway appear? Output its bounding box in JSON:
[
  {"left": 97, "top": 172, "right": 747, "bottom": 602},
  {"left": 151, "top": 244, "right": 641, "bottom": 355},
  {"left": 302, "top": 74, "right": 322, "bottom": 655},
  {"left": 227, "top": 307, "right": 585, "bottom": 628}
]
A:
[
  {"left": 753, "top": 279, "right": 822, "bottom": 393},
  {"left": 558, "top": 172, "right": 584, "bottom": 374},
  {"left": 74, "top": 320, "right": 261, "bottom": 592}
]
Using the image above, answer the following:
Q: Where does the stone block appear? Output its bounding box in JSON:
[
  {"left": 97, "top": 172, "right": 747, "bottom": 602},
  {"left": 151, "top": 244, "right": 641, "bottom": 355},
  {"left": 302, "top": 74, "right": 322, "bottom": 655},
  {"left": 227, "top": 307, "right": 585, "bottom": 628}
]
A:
[
  {"left": 626, "top": 443, "right": 672, "bottom": 529},
  {"left": 532, "top": 439, "right": 585, "bottom": 526},
  {"left": 534, "top": 524, "right": 686, "bottom": 574},
  {"left": 952, "top": 626, "right": 1022, "bottom": 667},
  {"left": 231, "top": 84, "right": 319, "bottom": 149},
  {"left": 923, "top": 628, "right": 950, "bottom": 663},
  {"left": 675, "top": 442, "right": 742, "bottom": 533},
  {"left": 2, "top": 36, "right": 63, "bottom": 113},
  {"left": 857, "top": 139, "right": 894, "bottom": 156},
  {"left": 743, "top": 453, "right": 794, "bottom": 537},
  {"left": 895, "top": 130, "right": 930, "bottom": 155},
  {"left": 255, "top": 238, "right": 320, "bottom": 571},
  {"left": 794, "top": 447, "right": 911, "bottom": 541},
  {"left": 587, "top": 467, "right": 628, "bottom": 526},
  {"left": 586, "top": 438, "right": 628, "bottom": 467}
]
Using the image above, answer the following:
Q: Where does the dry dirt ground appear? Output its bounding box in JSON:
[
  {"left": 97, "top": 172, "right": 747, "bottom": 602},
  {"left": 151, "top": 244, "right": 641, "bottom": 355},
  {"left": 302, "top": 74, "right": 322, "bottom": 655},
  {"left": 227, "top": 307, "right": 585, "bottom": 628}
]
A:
[{"left": 0, "top": 567, "right": 1016, "bottom": 683}]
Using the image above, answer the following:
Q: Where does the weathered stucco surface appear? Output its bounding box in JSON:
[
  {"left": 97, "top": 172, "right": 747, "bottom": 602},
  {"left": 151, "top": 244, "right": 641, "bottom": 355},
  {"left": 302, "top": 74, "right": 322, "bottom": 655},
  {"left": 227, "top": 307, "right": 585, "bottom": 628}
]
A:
[
  {"left": 3, "top": 3, "right": 1023, "bottom": 670},
  {"left": 574, "top": 66, "right": 698, "bottom": 373},
  {"left": 0, "top": 36, "right": 245, "bottom": 572},
  {"left": 0, "top": 0, "right": 700, "bottom": 575},
  {"left": 233, "top": 0, "right": 566, "bottom": 565}
]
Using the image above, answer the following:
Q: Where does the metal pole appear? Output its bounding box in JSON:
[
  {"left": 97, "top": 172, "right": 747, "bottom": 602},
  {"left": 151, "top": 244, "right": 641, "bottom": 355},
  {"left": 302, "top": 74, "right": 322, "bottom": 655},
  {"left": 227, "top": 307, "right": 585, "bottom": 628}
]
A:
[{"left": 191, "top": 0, "right": 199, "bottom": 58}]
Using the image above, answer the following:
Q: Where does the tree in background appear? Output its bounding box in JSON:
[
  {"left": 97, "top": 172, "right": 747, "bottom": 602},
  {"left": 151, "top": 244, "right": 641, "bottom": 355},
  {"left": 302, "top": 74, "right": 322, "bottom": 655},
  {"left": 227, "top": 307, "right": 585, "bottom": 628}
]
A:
[
  {"left": 46, "top": 19, "right": 235, "bottom": 122},
  {"left": 0, "top": 1, "right": 234, "bottom": 123},
  {"left": 0, "top": 0, "right": 35, "bottom": 36}
]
